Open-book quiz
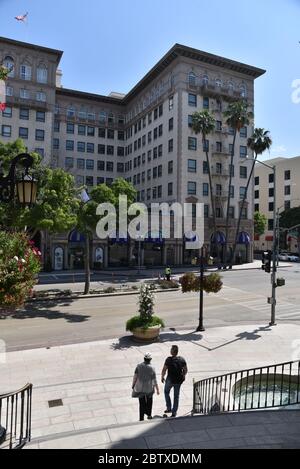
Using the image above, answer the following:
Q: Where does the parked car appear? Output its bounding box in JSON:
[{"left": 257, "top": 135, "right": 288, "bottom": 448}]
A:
[
  {"left": 287, "top": 253, "right": 300, "bottom": 262},
  {"left": 278, "top": 252, "right": 289, "bottom": 261}
]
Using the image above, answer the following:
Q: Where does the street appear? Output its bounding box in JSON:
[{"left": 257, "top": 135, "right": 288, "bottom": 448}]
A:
[{"left": 1, "top": 267, "right": 300, "bottom": 351}]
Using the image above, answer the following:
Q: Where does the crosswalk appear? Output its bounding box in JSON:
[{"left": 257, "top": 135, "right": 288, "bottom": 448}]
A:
[{"left": 219, "top": 286, "right": 300, "bottom": 320}]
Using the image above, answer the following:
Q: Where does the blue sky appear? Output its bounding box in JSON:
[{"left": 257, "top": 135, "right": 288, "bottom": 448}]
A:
[{"left": 1, "top": 0, "right": 299, "bottom": 160}]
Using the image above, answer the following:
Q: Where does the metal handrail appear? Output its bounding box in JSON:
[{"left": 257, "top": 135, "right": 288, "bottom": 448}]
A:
[
  {"left": 0, "top": 383, "right": 32, "bottom": 449},
  {"left": 193, "top": 360, "right": 300, "bottom": 415}
]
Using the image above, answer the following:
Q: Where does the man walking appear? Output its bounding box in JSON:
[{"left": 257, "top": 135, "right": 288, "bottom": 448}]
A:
[
  {"left": 132, "top": 353, "right": 159, "bottom": 421},
  {"left": 161, "top": 345, "right": 187, "bottom": 417},
  {"left": 165, "top": 266, "right": 171, "bottom": 281}
]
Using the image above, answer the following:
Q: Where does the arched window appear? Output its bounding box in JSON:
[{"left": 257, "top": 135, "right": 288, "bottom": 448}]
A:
[
  {"left": 215, "top": 78, "right": 222, "bottom": 88},
  {"left": 3, "top": 56, "right": 14, "bottom": 77},
  {"left": 202, "top": 75, "right": 209, "bottom": 86},
  {"left": 20, "top": 62, "right": 32, "bottom": 81},
  {"left": 228, "top": 81, "right": 234, "bottom": 92},
  {"left": 240, "top": 84, "right": 247, "bottom": 98},
  {"left": 188, "top": 71, "right": 196, "bottom": 86},
  {"left": 67, "top": 106, "right": 75, "bottom": 118},
  {"left": 37, "top": 64, "right": 47, "bottom": 84}
]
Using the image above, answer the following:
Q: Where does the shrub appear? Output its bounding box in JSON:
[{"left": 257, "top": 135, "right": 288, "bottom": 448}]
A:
[
  {"left": 126, "top": 315, "right": 165, "bottom": 331},
  {"left": 158, "top": 279, "right": 180, "bottom": 289},
  {"left": 0, "top": 231, "right": 41, "bottom": 307},
  {"left": 103, "top": 286, "right": 116, "bottom": 293},
  {"left": 126, "top": 284, "right": 165, "bottom": 332},
  {"left": 179, "top": 272, "right": 223, "bottom": 294}
]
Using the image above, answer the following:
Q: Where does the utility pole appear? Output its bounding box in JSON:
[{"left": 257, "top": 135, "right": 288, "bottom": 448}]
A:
[
  {"left": 196, "top": 246, "right": 205, "bottom": 332},
  {"left": 270, "top": 165, "right": 277, "bottom": 326}
]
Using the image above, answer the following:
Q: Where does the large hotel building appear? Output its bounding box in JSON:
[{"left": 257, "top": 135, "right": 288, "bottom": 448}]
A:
[{"left": 0, "top": 37, "right": 265, "bottom": 270}]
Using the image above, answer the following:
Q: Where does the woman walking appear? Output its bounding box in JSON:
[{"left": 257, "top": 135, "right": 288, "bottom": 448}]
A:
[{"left": 132, "top": 353, "right": 159, "bottom": 421}]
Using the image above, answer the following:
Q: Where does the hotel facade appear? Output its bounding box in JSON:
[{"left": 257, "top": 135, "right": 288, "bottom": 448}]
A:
[{"left": 0, "top": 37, "right": 265, "bottom": 270}]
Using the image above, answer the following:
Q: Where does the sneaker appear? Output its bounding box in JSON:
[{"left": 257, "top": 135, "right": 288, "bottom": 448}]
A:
[
  {"left": 147, "top": 415, "right": 152, "bottom": 420},
  {"left": 171, "top": 413, "right": 177, "bottom": 418},
  {"left": 164, "top": 409, "right": 172, "bottom": 413}
]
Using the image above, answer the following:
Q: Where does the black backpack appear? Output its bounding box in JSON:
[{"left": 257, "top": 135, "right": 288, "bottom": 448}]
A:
[{"left": 169, "top": 357, "right": 185, "bottom": 384}]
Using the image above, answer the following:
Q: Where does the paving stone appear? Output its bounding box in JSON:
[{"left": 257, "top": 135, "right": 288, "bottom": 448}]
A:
[{"left": 37, "top": 430, "right": 110, "bottom": 449}]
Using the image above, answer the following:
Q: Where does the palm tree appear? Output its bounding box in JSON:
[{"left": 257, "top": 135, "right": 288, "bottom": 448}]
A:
[
  {"left": 228, "top": 128, "right": 272, "bottom": 268},
  {"left": 223, "top": 100, "right": 253, "bottom": 268},
  {"left": 191, "top": 110, "right": 217, "bottom": 242}
]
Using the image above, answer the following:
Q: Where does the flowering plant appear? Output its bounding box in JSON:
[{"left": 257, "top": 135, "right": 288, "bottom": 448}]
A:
[
  {"left": 0, "top": 64, "right": 12, "bottom": 81},
  {"left": 0, "top": 231, "right": 41, "bottom": 307}
]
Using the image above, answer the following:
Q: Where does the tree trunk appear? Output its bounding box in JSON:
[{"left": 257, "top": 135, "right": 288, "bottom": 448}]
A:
[
  {"left": 84, "top": 232, "right": 90, "bottom": 295},
  {"left": 223, "top": 129, "right": 237, "bottom": 268},
  {"left": 229, "top": 154, "right": 257, "bottom": 268},
  {"left": 204, "top": 145, "right": 217, "bottom": 255}
]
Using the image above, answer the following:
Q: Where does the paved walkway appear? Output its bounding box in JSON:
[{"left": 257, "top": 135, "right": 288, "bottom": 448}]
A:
[{"left": 1, "top": 323, "right": 300, "bottom": 448}]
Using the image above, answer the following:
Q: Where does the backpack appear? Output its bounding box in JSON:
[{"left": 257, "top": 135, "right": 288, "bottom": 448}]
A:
[{"left": 168, "top": 357, "right": 185, "bottom": 384}]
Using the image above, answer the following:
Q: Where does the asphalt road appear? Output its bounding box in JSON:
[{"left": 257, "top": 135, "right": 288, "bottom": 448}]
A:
[{"left": 1, "top": 267, "right": 300, "bottom": 352}]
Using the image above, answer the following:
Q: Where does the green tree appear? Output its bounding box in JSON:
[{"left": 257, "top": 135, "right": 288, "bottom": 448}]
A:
[
  {"left": 223, "top": 101, "right": 253, "bottom": 267},
  {"left": 279, "top": 207, "right": 300, "bottom": 229},
  {"left": 254, "top": 211, "right": 267, "bottom": 236},
  {"left": 229, "top": 128, "right": 272, "bottom": 267},
  {"left": 191, "top": 111, "right": 217, "bottom": 238}
]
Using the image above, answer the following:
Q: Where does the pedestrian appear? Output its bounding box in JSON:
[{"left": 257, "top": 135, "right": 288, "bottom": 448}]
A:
[
  {"left": 132, "top": 353, "right": 159, "bottom": 421},
  {"left": 161, "top": 345, "right": 187, "bottom": 417},
  {"left": 165, "top": 266, "right": 171, "bottom": 281}
]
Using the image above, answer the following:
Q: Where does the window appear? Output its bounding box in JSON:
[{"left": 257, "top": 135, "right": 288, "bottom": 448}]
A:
[
  {"left": 20, "top": 64, "right": 31, "bottom": 81},
  {"left": 87, "top": 143, "right": 94, "bottom": 153},
  {"left": 6, "top": 86, "right": 13, "bottom": 97},
  {"left": 86, "top": 176, "right": 94, "bottom": 186},
  {"left": 188, "top": 93, "right": 197, "bottom": 107},
  {"left": 158, "top": 165, "right": 162, "bottom": 177},
  {"left": 37, "top": 66, "right": 47, "bottom": 84},
  {"left": 36, "top": 92, "right": 46, "bottom": 102},
  {"left": 77, "top": 159, "right": 85, "bottom": 169},
  {"left": 152, "top": 187, "right": 157, "bottom": 199},
  {"left": 20, "top": 108, "right": 29, "bottom": 120},
  {"left": 228, "top": 127, "right": 234, "bottom": 136},
  {"left": 153, "top": 167, "right": 157, "bottom": 179},
  {"left": 78, "top": 124, "right": 86, "bottom": 135},
  {"left": 158, "top": 124, "right": 163, "bottom": 137},
  {"left": 154, "top": 128, "right": 158, "bottom": 140},
  {"left": 54, "top": 120, "right": 60, "bottom": 132},
  {"left": 3, "top": 56, "right": 14, "bottom": 77},
  {"left": 269, "top": 202, "right": 274, "bottom": 212},
  {"left": 240, "top": 187, "right": 247, "bottom": 199},
  {"left": 65, "top": 157, "right": 74, "bottom": 169},
  {"left": 117, "top": 163, "right": 124, "bottom": 172},
  {"left": 240, "top": 146, "right": 247, "bottom": 158},
  {"left": 88, "top": 113, "right": 95, "bottom": 122},
  {"left": 158, "top": 144, "right": 163, "bottom": 157},
  {"left": 99, "top": 111, "right": 106, "bottom": 123},
  {"left": 240, "top": 84, "right": 247, "bottom": 98},
  {"left": 269, "top": 188, "right": 274, "bottom": 197},
  {"left": 154, "top": 108, "right": 158, "bottom": 120},
  {"left": 229, "top": 164, "right": 234, "bottom": 177},
  {"left": 203, "top": 183, "right": 209, "bottom": 196},
  {"left": 269, "top": 173, "right": 274, "bottom": 183},
  {"left": 107, "top": 145, "right": 114, "bottom": 155},
  {"left": 2, "top": 106, "right": 12, "bottom": 118},
  {"left": 86, "top": 159, "right": 94, "bottom": 170},
  {"left": 107, "top": 129, "right": 114, "bottom": 139},
  {"left": 168, "top": 182, "right": 173, "bottom": 196},
  {"left": 216, "top": 142, "right": 222, "bottom": 152},
  {"left": 216, "top": 207, "right": 222, "bottom": 218},
  {"left": 203, "top": 161, "right": 209, "bottom": 174},
  {"left": 147, "top": 169, "right": 151, "bottom": 181},
  {"left": 117, "top": 147, "right": 125, "bottom": 156},
  {"left": 147, "top": 150, "right": 151, "bottom": 161},
  {"left": 77, "top": 141, "right": 85, "bottom": 152},
  {"left": 35, "top": 148, "right": 44, "bottom": 159},
  {"left": 67, "top": 107, "right": 75, "bottom": 118},
  {"left": 229, "top": 206, "right": 235, "bottom": 219},
  {"left": 254, "top": 204, "right": 259, "bottom": 212},
  {"left": 76, "top": 175, "right": 84, "bottom": 186},
  {"left": 229, "top": 144, "right": 234, "bottom": 154},
  {"left": 97, "top": 161, "right": 105, "bottom": 171},
  {"left": 66, "top": 140, "right": 74, "bottom": 151},
  {"left": 66, "top": 122, "right": 74, "bottom": 134},
  {"left": 216, "top": 184, "right": 222, "bottom": 196},
  {"left": 169, "top": 118, "right": 174, "bottom": 131},
  {"left": 108, "top": 113, "right": 114, "bottom": 124},
  {"left": 118, "top": 130, "right": 124, "bottom": 140},
  {"left": 255, "top": 190, "right": 259, "bottom": 199},
  {"left": 148, "top": 131, "right": 152, "bottom": 144},
  {"left": 53, "top": 138, "right": 59, "bottom": 149},
  {"left": 77, "top": 111, "right": 86, "bottom": 120},
  {"left": 98, "top": 144, "right": 105, "bottom": 154},
  {"left": 35, "top": 129, "right": 44, "bottom": 141},
  {"left": 158, "top": 185, "right": 162, "bottom": 198},
  {"left": 169, "top": 96, "right": 173, "bottom": 111},
  {"left": 97, "top": 177, "right": 105, "bottom": 185},
  {"left": 106, "top": 178, "right": 113, "bottom": 186},
  {"left": 20, "top": 89, "right": 30, "bottom": 99},
  {"left": 240, "top": 166, "right": 247, "bottom": 179},
  {"left": 285, "top": 200, "right": 291, "bottom": 210},
  {"left": 168, "top": 161, "right": 173, "bottom": 174},
  {"left": 2, "top": 125, "right": 11, "bottom": 137},
  {"left": 98, "top": 128, "right": 105, "bottom": 138},
  {"left": 36, "top": 111, "right": 45, "bottom": 122},
  {"left": 216, "top": 162, "right": 222, "bottom": 174},
  {"left": 255, "top": 176, "right": 259, "bottom": 185},
  {"left": 188, "top": 159, "right": 197, "bottom": 172},
  {"left": 188, "top": 71, "right": 196, "bottom": 86},
  {"left": 241, "top": 207, "right": 248, "bottom": 219},
  {"left": 159, "top": 104, "right": 163, "bottom": 116},
  {"left": 268, "top": 219, "right": 274, "bottom": 230},
  {"left": 106, "top": 162, "right": 114, "bottom": 172},
  {"left": 87, "top": 126, "right": 95, "bottom": 137},
  {"left": 285, "top": 170, "right": 291, "bottom": 180},
  {"left": 168, "top": 139, "right": 174, "bottom": 152},
  {"left": 204, "top": 205, "right": 209, "bottom": 218},
  {"left": 216, "top": 121, "right": 222, "bottom": 131},
  {"left": 187, "top": 181, "right": 196, "bottom": 195},
  {"left": 203, "top": 139, "right": 209, "bottom": 152},
  {"left": 188, "top": 137, "right": 197, "bottom": 151},
  {"left": 284, "top": 185, "right": 291, "bottom": 195},
  {"left": 203, "top": 97, "right": 209, "bottom": 109},
  {"left": 240, "top": 126, "right": 247, "bottom": 138},
  {"left": 148, "top": 112, "right": 152, "bottom": 124},
  {"left": 229, "top": 185, "right": 234, "bottom": 198},
  {"left": 147, "top": 188, "right": 151, "bottom": 200},
  {"left": 188, "top": 115, "right": 193, "bottom": 128}
]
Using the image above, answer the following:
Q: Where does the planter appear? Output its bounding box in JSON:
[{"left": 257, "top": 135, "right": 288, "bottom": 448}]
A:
[{"left": 132, "top": 325, "right": 161, "bottom": 341}]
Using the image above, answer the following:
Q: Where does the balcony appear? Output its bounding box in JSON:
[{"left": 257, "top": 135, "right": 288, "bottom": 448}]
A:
[
  {"left": 199, "top": 82, "right": 247, "bottom": 102},
  {"left": 213, "top": 191, "right": 229, "bottom": 201},
  {"left": 211, "top": 144, "right": 230, "bottom": 157},
  {"left": 211, "top": 167, "right": 230, "bottom": 178},
  {"left": 6, "top": 95, "right": 49, "bottom": 111}
]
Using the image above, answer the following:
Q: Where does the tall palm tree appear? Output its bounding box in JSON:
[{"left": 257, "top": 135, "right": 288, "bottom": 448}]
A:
[
  {"left": 223, "top": 100, "right": 253, "bottom": 268},
  {"left": 191, "top": 110, "right": 217, "bottom": 242},
  {"left": 228, "top": 128, "right": 272, "bottom": 268}
]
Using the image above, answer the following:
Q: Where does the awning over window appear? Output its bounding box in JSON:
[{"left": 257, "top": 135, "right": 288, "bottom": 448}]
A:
[
  {"left": 109, "top": 231, "right": 128, "bottom": 244},
  {"left": 144, "top": 230, "right": 164, "bottom": 244},
  {"left": 238, "top": 231, "right": 251, "bottom": 245},
  {"left": 184, "top": 231, "right": 199, "bottom": 242},
  {"left": 211, "top": 231, "right": 226, "bottom": 245}
]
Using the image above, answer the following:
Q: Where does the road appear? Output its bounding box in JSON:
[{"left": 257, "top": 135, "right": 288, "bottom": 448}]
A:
[{"left": 1, "top": 267, "right": 300, "bottom": 352}]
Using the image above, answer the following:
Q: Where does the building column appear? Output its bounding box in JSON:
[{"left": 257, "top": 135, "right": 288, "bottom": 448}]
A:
[{"left": 104, "top": 244, "right": 109, "bottom": 268}]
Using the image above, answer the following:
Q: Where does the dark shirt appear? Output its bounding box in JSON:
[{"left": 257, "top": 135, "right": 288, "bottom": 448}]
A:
[{"left": 164, "top": 356, "right": 187, "bottom": 384}]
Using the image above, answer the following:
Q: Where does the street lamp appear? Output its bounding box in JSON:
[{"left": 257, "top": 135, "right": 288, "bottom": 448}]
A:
[
  {"left": 247, "top": 157, "right": 277, "bottom": 326},
  {"left": 196, "top": 246, "right": 205, "bottom": 332},
  {"left": 0, "top": 153, "right": 37, "bottom": 206}
]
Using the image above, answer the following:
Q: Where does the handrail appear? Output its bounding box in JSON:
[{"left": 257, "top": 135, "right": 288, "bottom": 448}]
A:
[
  {"left": 0, "top": 383, "right": 32, "bottom": 449},
  {"left": 193, "top": 360, "right": 300, "bottom": 415}
]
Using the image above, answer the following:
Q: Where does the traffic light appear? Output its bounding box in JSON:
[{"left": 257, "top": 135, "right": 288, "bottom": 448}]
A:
[{"left": 262, "top": 250, "right": 272, "bottom": 273}]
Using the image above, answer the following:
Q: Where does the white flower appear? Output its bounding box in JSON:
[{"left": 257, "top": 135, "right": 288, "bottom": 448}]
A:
[
  {"left": 13, "top": 256, "right": 19, "bottom": 261},
  {"left": 21, "top": 258, "right": 26, "bottom": 264}
]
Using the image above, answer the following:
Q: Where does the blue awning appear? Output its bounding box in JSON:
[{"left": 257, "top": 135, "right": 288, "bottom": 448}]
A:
[
  {"left": 109, "top": 231, "right": 128, "bottom": 244},
  {"left": 144, "top": 230, "right": 164, "bottom": 244},
  {"left": 68, "top": 230, "right": 86, "bottom": 243},
  {"left": 184, "top": 231, "right": 198, "bottom": 242},
  {"left": 237, "top": 231, "right": 251, "bottom": 245},
  {"left": 211, "top": 231, "right": 226, "bottom": 245}
]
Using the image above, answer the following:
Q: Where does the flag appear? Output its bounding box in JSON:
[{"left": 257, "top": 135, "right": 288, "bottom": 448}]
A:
[{"left": 15, "top": 12, "right": 28, "bottom": 22}]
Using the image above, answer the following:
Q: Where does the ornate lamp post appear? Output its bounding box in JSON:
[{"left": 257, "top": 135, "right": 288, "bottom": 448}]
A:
[{"left": 0, "top": 153, "right": 37, "bottom": 206}]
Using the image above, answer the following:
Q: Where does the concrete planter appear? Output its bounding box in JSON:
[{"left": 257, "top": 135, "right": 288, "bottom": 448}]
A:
[{"left": 132, "top": 325, "right": 161, "bottom": 341}]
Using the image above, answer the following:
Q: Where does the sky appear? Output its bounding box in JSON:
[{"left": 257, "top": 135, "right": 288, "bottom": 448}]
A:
[{"left": 0, "top": 0, "right": 300, "bottom": 160}]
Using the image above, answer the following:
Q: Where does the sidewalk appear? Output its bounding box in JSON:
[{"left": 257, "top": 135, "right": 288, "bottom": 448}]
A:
[{"left": 1, "top": 323, "right": 300, "bottom": 448}]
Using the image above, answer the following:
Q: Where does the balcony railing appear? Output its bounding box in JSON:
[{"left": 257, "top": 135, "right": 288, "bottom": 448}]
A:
[
  {"left": 211, "top": 167, "right": 230, "bottom": 177},
  {"left": 211, "top": 144, "right": 230, "bottom": 157},
  {"left": 0, "top": 383, "right": 32, "bottom": 449}
]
